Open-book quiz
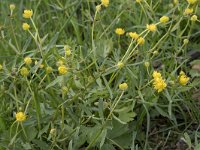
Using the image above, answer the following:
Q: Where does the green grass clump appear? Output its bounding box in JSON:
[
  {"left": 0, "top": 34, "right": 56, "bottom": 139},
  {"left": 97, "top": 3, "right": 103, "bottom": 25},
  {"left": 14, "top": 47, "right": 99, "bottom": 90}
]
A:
[{"left": 0, "top": 0, "right": 200, "bottom": 149}]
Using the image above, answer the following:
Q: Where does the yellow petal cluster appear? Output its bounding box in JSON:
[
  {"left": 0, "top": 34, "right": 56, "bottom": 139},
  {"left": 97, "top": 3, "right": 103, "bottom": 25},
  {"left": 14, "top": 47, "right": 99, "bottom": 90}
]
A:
[
  {"left": 178, "top": 71, "right": 190, "bottom": 85},
  {"left": 137, "top": 37, "right": 145, "bottom": 45},
  {"left": 24, "top": 57, "right": 32, "bottom": 65},
  {"left": 101, "top": 0, "right": 109, "bottom": 7},
  {"left": 16, "top": 112, "right": 26, "bottom": 122},
  {"left": 129, "top": 32, "right": 139, "bottom": 40},
  {"left": 58, "top": 65, "right": 68, "bottom": 75},
  {"left": 146, "top": 24, "right": 157, "bottom": 32},
  {"left": 23, "top": 10, "right": 33, "bottom": 18},
  {"left": 22, "top": 23, "right": 30, "bottom": 30},
  {"left": 115, "top": 28, "right": 125, "bottom": 35},
  {"left": 152, "top": 71, "right": 167, "bottom": 92},
  {"left": 20, "top": 67, "right": 29, "bottom": 77}
]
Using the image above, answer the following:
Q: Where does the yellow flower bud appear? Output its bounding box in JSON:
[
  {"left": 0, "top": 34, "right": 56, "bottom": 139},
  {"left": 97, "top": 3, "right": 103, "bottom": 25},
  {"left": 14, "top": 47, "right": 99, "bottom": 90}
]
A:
[
  {"left": 24, "top": 57, "right": 32, "bottom": 65},
  {"left": 22, "top": 23, "right": 30, "bottom": 30},
  {"left": 20, "top": 67, "right": 29, "bottom": 77},
  {"left": 119, "top": 83, "right": 128, "bottom": 90},
  {"left": 10, "top": 4, "right": 16, "bottom": 11},
  {"left": 191, "top": 15, "right": 197, "bottom": 21},
  {"left": 144, "top": 62, "right": 150, "bottom": 68},
  {"left": 96, "top": 5, "right": 101, "bottom": 11},
  {"left": 160, "top": 16, "right": 169, "bottom": 23},
  {"left": 117, "top": 61, "right": 124, "bottom": 69},
  {"left": 183, "top": 39, "right": 189, "bottom": 45}
]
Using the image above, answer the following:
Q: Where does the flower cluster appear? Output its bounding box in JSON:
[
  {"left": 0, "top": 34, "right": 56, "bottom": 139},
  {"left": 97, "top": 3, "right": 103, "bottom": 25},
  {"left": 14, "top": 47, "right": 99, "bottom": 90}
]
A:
[{"left": 152, "top": 71, "right": 167, "bottom": 92}]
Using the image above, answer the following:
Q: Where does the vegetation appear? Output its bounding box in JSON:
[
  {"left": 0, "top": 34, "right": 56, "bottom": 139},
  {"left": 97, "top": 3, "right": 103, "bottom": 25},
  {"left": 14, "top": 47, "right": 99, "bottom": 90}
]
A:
[{"left": 0, "top": 0, "right": 200, "bottom": 149}]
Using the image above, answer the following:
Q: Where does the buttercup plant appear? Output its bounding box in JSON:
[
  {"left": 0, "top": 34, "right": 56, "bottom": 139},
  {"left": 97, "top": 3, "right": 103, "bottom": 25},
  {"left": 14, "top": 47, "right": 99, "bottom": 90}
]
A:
[{"left": 0, "top": 0, "right": 200, "bottom": 149}]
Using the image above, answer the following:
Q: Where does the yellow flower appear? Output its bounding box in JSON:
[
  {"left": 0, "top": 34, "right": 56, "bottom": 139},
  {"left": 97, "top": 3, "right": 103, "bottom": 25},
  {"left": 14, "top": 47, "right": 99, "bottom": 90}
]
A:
[
  {"left": 16, "top": 112, "right": 26, "bottom": 122},
  {"left": 160, "top": 16, "right": 169, "bottom": 23},
  {"left": 184, "top": 8, "right": 193, "bottom": 15},
  {"left": 136, "top": 0, "right": 142, "bottom": 3},
  {"left": 153, "top": 77, "right": 167, "bottom": 92},
  {"left": 10, "top": 4, "right": 16, "bottom": 11},
  {"left": 191, "top": 15, "right": 197, "bottom": 21},
  {"left": 101, "top": 0, "right": 109, "bottom": 7},
  {"left": 20, "top": 67, "right": 29, "bottom": 77},
  {"left": 22, "top": 23, "right": 30, "bottom": 30},
  {"left": 173, "top": 0, "right": 179, "bottom": 5},
  {"left": 178, "top": 71, "right": 190, "bottom": 85},
  {"left": 24, "top": 57, "right": 32, "bottom": 65},
  {"left": 46, "top": 66, "right": 53, "bottom": 73},
  {"left": 23, "top": 10, "right": 33, "bottom": 19},
  {"left": 146, "top": 24, "right": 157, "bottom": 32},
  {"left": 117, "top": 61, "right": 124, "bottom": 69},
  {"left": 58, "top": 65, "right": 68, "bottom": 75},
  {"left": 153, "top": 71, "right": 162, "bottom": 79},
  {"left": 187, "top": 0, "right": 197, "bottom": 4},
  {"left": 65, "top": 49, "right": 71, "bottom": 56},
  {"left": 137, "top": 37, "right": 145, "bottom": 45},
  {"left": 0, "top": 64, "right": 2, "bottom": 70},
  {"left": 119, "top": 83, "right": 128, "bottom": 90},
  {"left": 129, "top": 32, "right": 139, "bottom": 40},
  {"left": 115, "top": 28, "right": 125, "bottom": 35}
]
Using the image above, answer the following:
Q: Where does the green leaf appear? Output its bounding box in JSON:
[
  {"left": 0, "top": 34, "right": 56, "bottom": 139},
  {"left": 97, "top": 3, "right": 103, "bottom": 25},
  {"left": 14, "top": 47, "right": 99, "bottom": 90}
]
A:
[{"left": 184, "top": 132, "right": 192, "bottom": 149}]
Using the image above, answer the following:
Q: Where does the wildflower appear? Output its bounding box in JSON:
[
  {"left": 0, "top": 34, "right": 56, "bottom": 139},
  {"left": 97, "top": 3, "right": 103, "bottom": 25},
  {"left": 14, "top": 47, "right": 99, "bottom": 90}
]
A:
[
  {"left": 173, "top": 0, "right": 179, "bottom": 5},
  {"left": 144, "top": 62, "right": 150, "bottom": 68},
  {"left": 137, "top": 37, "right": 145, "bottom": 45},
  {"left": 20, "top": 67, "right": 29, "bottom": 77},
  {"left": 129, "top": 32, "right": 139, "bottom": 40},
  {"left": 119, "top": 83, "right": 128, "bottom": 90},
  {"left": 24, "top": 57, "right": 32, "bottom": 65},
  {"left": 101, "top": 0, "right": 109, "bottom": 7},
  {"left": 46, "top": 66, "right": 53, "bottom": 74},
  {"left": 136, "top": 0, "right": 142, "bottom": 3},
  {"left": 160, "top": 16, "right": 169, "bottom": 23},
  {"left": 153, "top": 77, "right": 167, "bottom": 92},
  {"left": 187, "top": 0, "right": 197, "bottom": 4},
  {"left": 152, "top": 71, "right": 167, "bottom": 92},
  {"left": 115, "top": 28, "right": 125, "bottom": 35},
  {"left": 58, "top": 65, "right": 68, "bottom": 75},
  {"left": 16, "top": 112, "right": 26, "bottom": 122},
  {"left": 96, "top": 5, "right": 101, "bottom": 11},
  {"left": 191, "top": 15, "right": 197, "bottom": 21},
  {"left": 22, "top": 23, "right": 30, "bottom": 30},
  {"left": 23, "top": 10, "right": 33, "bottom": 18},
  {"left": 0, "top": 64, "right": 2, "bottom": 70},
  {"left": 184, "top": 8, "right": 193, "bottom": 15},
  {"left": 146, "top": 24, "right": 157, "bottom": 32},
  {"left": 10, "top": 4, "right": 15, "bottom": 11},
  {"left": 117, "top": 61, "right": 124, "bottom": 69},
  {"left": 153, "top": 71, "right": 162, "bottom": 78},
  {"left": 183, "top": 39, "right": 189, "bottom": 45},
  {"left": 178, "top": 71, "right": 190, "bottom": 85}
]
